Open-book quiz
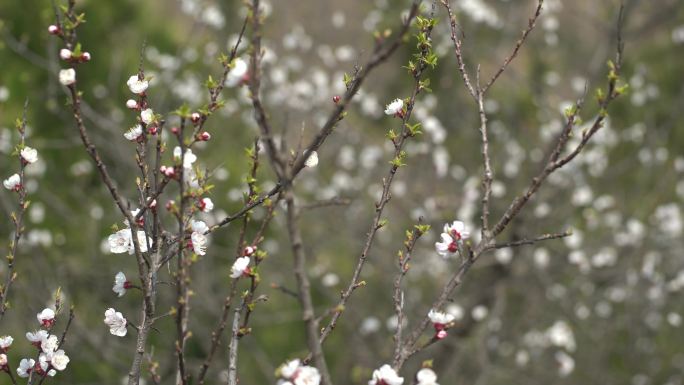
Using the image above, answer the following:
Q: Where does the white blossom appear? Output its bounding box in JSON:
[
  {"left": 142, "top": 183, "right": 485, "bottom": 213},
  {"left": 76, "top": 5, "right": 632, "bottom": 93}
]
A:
[
  {"left": 0, "top": 336, "right": 13, "bottom": 350},
  {"left": 191, "top": 220, "right": 209, "bottom": 234},
  {"left": 199, "top": 197, "right": 214, "bottom": 212},
  {"left": 428, "top": 309, "right": 455, "bottom": 327},
  {"left": 416, "top": 368, "right": 439, "bottom": 385},
  {"left": 3, "top": 174, "right": 21, "bottom": 190},
  {"left": 230, "top": 256, "right": 251, "bottom": 278},
  {"left": 37, "top": 308, "right": 55, "bottom": 326},
  {"left": 555, "top": 351, "right": 575, "bottom": 376},
  {"left": 127, "top": 75, "right": 149, "bottom": 94},
  {"left": 21, "top": 146, "right": 38, "bottom": 164},
  {"left": 0, "top": 354, "right": 6, "bottom": 367},
  {"left": 294, "top": 366, "right": 321, "bottom": 385},
  {"left": 369, "top": 364, "right": 403, "bottom": 385},
  {"left": 40, "top": 334, "right": 59, "bottom": 353},
  {"left": 279, "top": 359, "right": 301, "bottom": 378},
  {"left": 226, "top": 58, "right": 248, "bottom": 87},
  {"left": 435, "top": 220, "right": 470, "bottom": 258},
  {"left": 546, "top": 320, "right": 576, "bottom": 352},
  {"left": 304, "top": 151, "right": 319, "bottom": 168},
  {"left": 108, "top": 228, "right": 149, "bottom": 254},
  {"left": 384, "top": 98, "right": 404, "bottom": 116},
  {"left": 26, "top": 330, "right": 48, "bottom": 344},
  {"left": 140, "top": 108, "right": 155, "bottom": 125},
  {"left": 191, "top": 232, "right": 208, "bottom": 256},
  {"left": 104, "top": 308, "right": 127, "bottom": 337},
  {"left": 17, "top": 358, "right": 34, "bottom": 378},
  {"left": 59, "top": 68, "right": 76, "bottom": 86},
  {"left": 173, "top": 147, "right": 197, "bottom": 169},
  {"left": 124, "top": 124, "right": 144, "bottom": 141},
  {"left": 113, "top": 271, "right": 128, "bottom": 297},
  {"left": 50, "top": 349, "right": 70, "bottom": 371},
  {"left": 38, "top": 353, "right": 56, "bottom": 376}
]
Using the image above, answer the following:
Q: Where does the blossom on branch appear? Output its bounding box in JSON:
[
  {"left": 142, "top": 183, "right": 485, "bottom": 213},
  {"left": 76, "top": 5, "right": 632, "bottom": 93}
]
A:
[
  {"left": 37, "top": 308, "right": 55, "bottom": 328},
  {"left": 16, "top": 358, "right": 35, "bottom": 378},
  {"left": 416, "top": 368, "right": 439, "bottom": 385},
  {"left": 3, "top": 174, "right": 20, "bottom": 191},
  {"left": 276, "top": 359, "right": 321, "bottom": 385},
  {"left": 124, "top": 124, "right": 144, "bottom": 142},
  {"left": 104, "top": 308, "right": 127, "bottom": 337},
  {"left": 230, "top": 256, "right": 251, "bottom": 278},
  {"left": 20, "top": 146, "right": 38, "bottom": 164},
  {"left": 59, "top": 69, "right": 76, "bottom": 86},
  {"left": 113, "top": 272, "right": 130, "bottom": 297},
  {"left": 108, "top": 228, "right": 150, "bottom": 254},
  {"left": 226, "top": 57, "right": 248, "bottom": 87},
  {"left": 384, "top": 98, "right": 404, "bottom": 117},
  {"left": 369, "top": 364, "right": 403, "bottom": 385},
  {"left": 435, "top": 220, "right": 470, "bottom": 259},
  {"left": 127, "top": 75, "right": 149, "bottom": 94}
]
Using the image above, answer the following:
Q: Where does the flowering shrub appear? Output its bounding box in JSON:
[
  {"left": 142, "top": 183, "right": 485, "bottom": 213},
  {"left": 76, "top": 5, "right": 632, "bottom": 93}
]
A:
[{"left": 5, "top": 0, "right": 682, "bottom": 384}]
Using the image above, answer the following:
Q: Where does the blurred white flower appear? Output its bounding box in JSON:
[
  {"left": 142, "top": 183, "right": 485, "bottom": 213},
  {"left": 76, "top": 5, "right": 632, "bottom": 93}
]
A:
[
  {"left": 546, "top": 320, "right": 576, "bottom": 352},
  {"left": 3, "top": 174, "right": 20, "bottom": 191},
  {"left": 124, "top": 124, "right": 143, "bottom": 141},
  {"left": 59, "top": 48, "right": 72, "bottom": 60},
  {"left": 113, "top": 272, "right": 128, "bottom": 297},
  {"left": 304, "top": 151, "right": 319, "bottom": 168},
  {"left": 37, "top": 308, "right": 55, "bottom": 327},
  {"left": 198, "top": 197, "right": 214, "bottom": 212},
  {"left": 416, "top": 368, "right": 439, "bottom": 385},
  {"left": 17, "top": 358, "right": 35, "bottom": 378},
  {"left": 59, "top": 69, "right": 76, "bottom": 86},
  {"left": 428, "top": 309, "right": 455, "bottom": 328},
  {"left": 26, "top": 330, "right": 48, "bottom": 345},
  {"left": 173, "top": 147, "right": 197, "bottom": 169},
  {"left": 21, "top": 146, "right": 38, "bottom": 164},
  {"left": 369, "top": 364, "right": 403, "bottom": 385},
  {"left": 384, "top": 98, "right": 404, "bottom": 116},
  {"left": 40, "top": 334, "right": 58, "bottom": 353},
  {"left": 140, "top": 108, "right": 154, "bottom": 125},
  {"left": 226, "top": 58, "right": 248, "bottom": 87},
  {"left": 126, "top": 99, "right": 138, "bottom": 109},
  {"left": 108, "top": 229, "right": 149, "bottom": 254},
  {"left": 555, "top": 351, "right": 575, "bottom": 376},
  {"left": 0, "top": 336, "right": 12, "bottom": 350},
  {"left": 104, "top": 308, "right": 127, "bottom": 337},
  {"left": 127, "top": 75, "right": 149, "bottom": 94},
  {"left": 191, "top": 232, "right": 208, "bottom": 255},
  {"left": 230, "top": 256, "right": 250, "bottom": 278}
]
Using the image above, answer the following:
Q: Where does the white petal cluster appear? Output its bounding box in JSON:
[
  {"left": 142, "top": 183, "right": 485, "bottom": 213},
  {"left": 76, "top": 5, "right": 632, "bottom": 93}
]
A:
[
  {"left": 20, "top": 146, "right": 39, "bottom": 164},
  {"left": 230, "top": 256, "right": 251, "bottom": 279},
  {"left": 190, "top": 220, "right": 209, "bottom": 256},
  {"left": 108, "top": 228, "right": 150, "bottom": 254},
  {"left": 104, "top": 308, "right": 127, "bottom": 337},
  {"left": 0, "top": 336, "right": 13, "bottom": 350},
  {"left": 113, "top": 271, "right": 128, "bottom": 297},
  {"left": 173, "top": 147, "right": 197, "bottom": 169},
  {"left": 199, "top": 197, "right": 214, "bottom": 212},
  {"left": 369, "top": 364, "right": 403, "bottom": 385},
  {"left": 427, "top": 309, "right": 455, "bottom": 326},
  {"left": 59, "top": 69, "right": 76, "bottom": 86},
  {"left": 141, "top": 108, "right": 155, "bottom": 125},
  {"left": 3, "top": 173, "right": 21, "bottom": 190},
  {"left": 37, "top": 308, "right": 55, "bottom": 326},
  {"left": 16, "top": 358, "right": 35, "bottom": 378},
  {"left": 416, "top": 368, "right": 439, "bottom": 385},
  {"left": 435, "top": 220, "right": 470, "bottom": 259},
  {"left": 225, "top": 58, "right": 248, "bottom": 87},
  {"left": 276, "top": 359, "right": 321, "bottom": 385},
  {"left": 384, "top": 98, "right": 404, "bottom": 116},
  {"left": 124, "top": 124, "right": 144, "bottom": 141},
  {"left": 127, "top": 75, "right": 149, "bottom": 94}
]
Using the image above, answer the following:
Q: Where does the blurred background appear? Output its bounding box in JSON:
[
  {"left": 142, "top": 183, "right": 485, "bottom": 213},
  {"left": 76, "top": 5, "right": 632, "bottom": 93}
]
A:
[{"left": 1, "top": 0, "right": 683, "bottom": 383}]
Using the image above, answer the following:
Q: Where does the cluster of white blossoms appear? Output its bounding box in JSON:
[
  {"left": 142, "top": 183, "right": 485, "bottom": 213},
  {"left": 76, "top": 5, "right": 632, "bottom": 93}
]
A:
[
  {"left": 104, "top": 308, "right": 128, "bottom": 337},
  {"left": 435, "top": 220, "right": 470, "bottom": 259},
  {"left": 108, "top": 227, "right": 150, "bottom": 254},
  {"left": 4, "top": 146, "right": 39, "bottom": 192},
  {"left": 190, "top": 220, "right": 209, "bottom": 256},
  {"left": 16, "top": 308, "right": 70, "bottom": 378},
  {"left": 276, "top": 359, "right": 321, "bottom": 385},
  {"left": 369, "top": 364, "right": 403, "bottom": 385},
  {"left": 428, "top": 309, "right": 456, "bottom": 339}
]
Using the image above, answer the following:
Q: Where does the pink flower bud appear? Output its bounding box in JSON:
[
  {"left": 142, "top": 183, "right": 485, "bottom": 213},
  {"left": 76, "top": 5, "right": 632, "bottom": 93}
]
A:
[
  {"left": 198, "top": 131, "right": 211, "bottom": 141},
  {"left": 436, "top": 330, "right": 448, "bottom": 339},
  {"left": 332, "top": 95, "right": 341, "bottom": 104},
  {"left": 243, "top": 245, "right": 257, "bottom": 257},
  {"left": 48, "top": 25, "right": 60, "bottom": 35},
  {"left": 126, "top": 99, "right": 138, "bottom": 109},
  {"left": 81, "top": 52, "right": 91, "bottom": 62},
  {"left": 147, "top": 126, "right": 158, "bottom": 135},
  {"left": 191, "top": 112, "right": 201, "bottom": 123},
  {"left": 171, "top": 126, "right": 180, "bottom": 135},
  {"left": 165, "top": 200, "right": 175, "bottom": 211}
]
